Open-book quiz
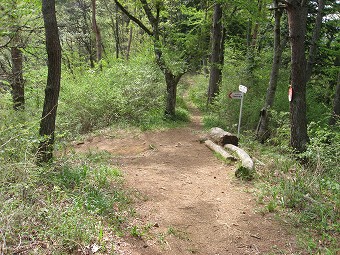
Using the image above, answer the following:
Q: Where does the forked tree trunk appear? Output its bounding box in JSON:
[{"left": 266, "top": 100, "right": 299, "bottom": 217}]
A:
[
  {"left": 11, "top": 45, "right": 25, "bottom": 110},
  {"left": 207, "top": 3, "right": 223, "bottom": 104},
  {"left": 256, "top": 1, "right": 283, "bottom": 142},
  {"left": 37, "top": 0, "right": 62, "bottom": 164},
  {"left": 115, "top": 0, "right": 183, "bottom": 118},
  {"left": 287, "top": 0, "right": 309, "bottom": 152}
]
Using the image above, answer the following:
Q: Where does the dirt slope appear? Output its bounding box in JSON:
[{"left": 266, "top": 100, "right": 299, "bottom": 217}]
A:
[{"left": 75, "top": 105, "right": 300, "bottom": 255}]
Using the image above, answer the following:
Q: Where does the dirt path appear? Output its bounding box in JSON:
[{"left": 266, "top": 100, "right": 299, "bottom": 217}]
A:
[{"left": 75, "top": 95, "right": 300, "bottom": 255}]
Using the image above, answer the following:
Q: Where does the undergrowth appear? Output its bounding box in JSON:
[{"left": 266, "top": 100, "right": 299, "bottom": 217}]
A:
[
  {"left": 240, "top": 124, "right": 339, "bottom": 254},
  {"left": 0, "top": 150, "right": 136, "bottom": 254}
]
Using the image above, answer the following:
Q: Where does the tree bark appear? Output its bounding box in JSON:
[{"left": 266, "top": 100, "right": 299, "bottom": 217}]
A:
[
  {"left": 287, "top": 0, "right": 309, "bottom": 152},
  {"left": 256, "top": 0, "right": 283, "bottom": 142},
  {"left": 91, "top": 0, "right": 103, "bottom": 65},
  {"left": 207, "top": 3, "right": 223, "bottom": 104},
  {"left": 37, "top": 0, "right": 62, "bottom": 164},
  {"left": 11, "top": 45, "right": 25, "bottom": 110},
  {"left": 305, "top": 0, "right": 325, "bottom": 82},
  {"left": 329, "top": 71, "right": 340, "bottom": 125},
  {"left": 205, "top": 140, "right": 236, "bottom": 161},
  {"left": 126, "top": 25, "right": 133, "bottom": 60},
  {"left": 165, "top": 70, "right": 182, "bottom": 117}
]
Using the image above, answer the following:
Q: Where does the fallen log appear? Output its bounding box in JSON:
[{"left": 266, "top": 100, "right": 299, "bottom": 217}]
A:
[
  {"left": 204, "top": 140, "right": 237, "bottom": 161},
  {"left": 224, "top": 144, "right": 255, "bottom": 180},
  {"left": 209, "top": 127, "right": 238, "bottom": 146}
]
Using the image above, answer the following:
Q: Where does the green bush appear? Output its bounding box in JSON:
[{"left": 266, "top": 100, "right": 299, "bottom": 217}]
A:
[
  {"left": 253, "top": 123, "right": 340, "bottom": 253},
  {"left": 58, "top": 56, "right": 165, "bottom": 135}
]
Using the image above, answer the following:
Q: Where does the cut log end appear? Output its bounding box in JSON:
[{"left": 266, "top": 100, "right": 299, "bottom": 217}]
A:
[{"left": 209, "top": 127, "right": 238, "bottom": 146}]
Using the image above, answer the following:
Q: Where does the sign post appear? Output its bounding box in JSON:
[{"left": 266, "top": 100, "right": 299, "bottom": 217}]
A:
[{"left": 237, "top": 85, "right": 247, "bottom": 137}]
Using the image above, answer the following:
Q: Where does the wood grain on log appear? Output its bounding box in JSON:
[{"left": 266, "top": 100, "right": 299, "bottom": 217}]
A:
[
  {"left": 224, "top": 144, "right": 255, "bottom": 180},
  {"left": 209, "top": 127, "right": 238, "bottom": 146},
  {"left": 204, "top": 140, "right": 237, "bottom": 161}
]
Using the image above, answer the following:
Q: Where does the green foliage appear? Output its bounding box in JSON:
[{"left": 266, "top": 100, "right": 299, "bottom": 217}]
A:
[
  {"left": 58, "top": 55, "right": 165, "bottom": 135},
  {"left": 252, "top": 125, "right": 340, "bottom": 253},
  {"left": 266, "top": 110, "right": 291, "bottom": 151},
  {"left": 235, "top": 165, "right": 255, "bottom": 181},
  {"left": 0, "top": 94, "right": 40, "bottom": 163}
]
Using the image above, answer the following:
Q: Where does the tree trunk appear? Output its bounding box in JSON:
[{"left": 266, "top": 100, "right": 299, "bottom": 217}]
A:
[
  {"left": 37, "top": 0, "right": 62, "bottom": 164},
  {"left": 256, "top": 0, "right": 283, "bottom": 142},
  {"left": 91, "top": 0, "right": 103, "bottom": 65},
  {"left": 287, "top": 0, "right": 309, "bottom": 152},
  {"left": 207, "top": 3, "right": 223, "bottom": 104},
  {"left": 329, "top": 71, "right": 340, "bottom": 125},
  {"left": 11, "top": 45, "right": 25, "bottom": 110},
  {"left": 126, "top": 25, "right": 133, "bottom": 60},
  {"left": 305, "top": 0, "right": 325, "bottom": 82},
  {"left": 165, "top": 70, "right": 182, "bottom": 117}
]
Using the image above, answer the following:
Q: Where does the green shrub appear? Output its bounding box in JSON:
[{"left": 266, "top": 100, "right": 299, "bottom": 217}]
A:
[{"left": 57, "top": 56, "right": 165, "bottom": 136}]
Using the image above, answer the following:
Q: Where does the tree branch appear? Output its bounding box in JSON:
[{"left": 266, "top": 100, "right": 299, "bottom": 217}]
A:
[
  {"left": 140, "top": 0, "right": 157, "bottom": 25},
  {"left": 114, "top": 0, "right": 153, "bottom": 36}
]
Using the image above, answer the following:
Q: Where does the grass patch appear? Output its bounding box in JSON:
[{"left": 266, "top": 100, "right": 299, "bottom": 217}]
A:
[
  {"left": 0, "top": 151, "right": 135, "bottom": 254},
  {"left": 245, "top": 137, "right": 340, "bottom": 254}
]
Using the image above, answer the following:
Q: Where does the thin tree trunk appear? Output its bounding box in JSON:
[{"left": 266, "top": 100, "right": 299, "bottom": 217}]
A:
[
  {"left": 207, "top": 3, "right": 223, "bottom": 104},
  {"left": 115, "top": 4, "right": 120, "bottom": 58},
  {"left": 91, "top": 0, "right": 103, "bottom": 65},
  {"left": 287, "top": 0, "right": 309, "bottom": 152},
  {"left": 126, "top": 25, "right": 133, "bottom": 60},
  {"left": 79, "top": 1, "right": 95, "bottom": 68},
  {"left": 329, "top": 71, "right": 340, "bottom": 125},
  {"left": 256, "top": 0, "right": 283, "bottom": 142},
  {"left": 37, "top": 0, "right": 62, "bottom": 164},
  {"left": 11, "top": 45, "right": 25, "bottom": 110},
  {"left": 306, "top": 0, "right": 325, "bottom": 82}
]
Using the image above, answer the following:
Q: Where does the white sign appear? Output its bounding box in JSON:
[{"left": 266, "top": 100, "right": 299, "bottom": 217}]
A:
[
  {"left": 239, "top": 85, "right": 248, "bottom": 94},
  {"left": 228, "top": 92, "right": 243, "bottom": 99}
]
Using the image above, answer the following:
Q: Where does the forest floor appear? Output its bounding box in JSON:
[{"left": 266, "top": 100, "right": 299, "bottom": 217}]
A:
[{"left": 75, "top": 89, "right": 302, "bottom": 255}]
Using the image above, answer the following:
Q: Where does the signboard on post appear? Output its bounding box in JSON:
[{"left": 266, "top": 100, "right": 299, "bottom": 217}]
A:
[
  {"left": 228, "top": 92, "right": 243, "bottom": 99},
  {"left": 237, "top": 85, "right": 248, "bottom": 138},
  {"left": 239, "top": 85, "right": 248, "bottom": 94}
]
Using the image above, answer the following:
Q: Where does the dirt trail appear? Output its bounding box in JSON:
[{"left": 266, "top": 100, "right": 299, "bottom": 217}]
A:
[{"left": 75, "top": 94, "right": 299, "bottom": 255}]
